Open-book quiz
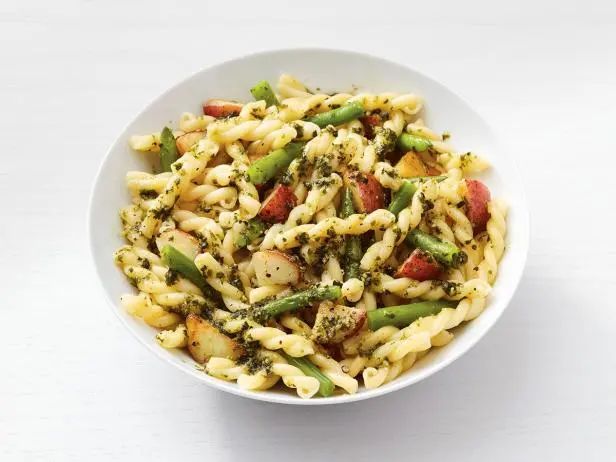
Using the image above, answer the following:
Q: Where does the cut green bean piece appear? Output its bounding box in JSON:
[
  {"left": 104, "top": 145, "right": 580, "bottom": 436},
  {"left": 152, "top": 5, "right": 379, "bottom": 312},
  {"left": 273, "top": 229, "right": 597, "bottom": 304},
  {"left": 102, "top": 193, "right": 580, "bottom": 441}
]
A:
[
  {"left": 161, "top": 245, "right": 219, "bottom": 304},
  {"left": 387, "top": 177, "right": 447, "bottom": 217},
  {"left": 247, "top": 142, "right": 304, "bottom": 185},
  {"left": 367, "top": 300, "right": 456, "bottom": 330},
  {"left": 282, "top": 353, "right": 335, "bottom": 397},
  {"left": 397, "top": 133, "right": 432, "bottom": 152},
  {"left": 159, "top": 127, "right": 178, "bottom": 172},
  {"left": 256, "top": 285, "right": 342, "bottom": 321},
  {"left": 250, "top": 80, "right": 279, "bottom": 107},
  {"left": 306, "top": 101, "right": 364, "bottom": 128},
  {"left": 388, "top": 181, "right": 418, "bottom": 217},
  {"left": 340, "top": 188, "right": 361, "bottom": 281},
  {"left": 406, "top": 229, "right": 467, "bottom": 267}
]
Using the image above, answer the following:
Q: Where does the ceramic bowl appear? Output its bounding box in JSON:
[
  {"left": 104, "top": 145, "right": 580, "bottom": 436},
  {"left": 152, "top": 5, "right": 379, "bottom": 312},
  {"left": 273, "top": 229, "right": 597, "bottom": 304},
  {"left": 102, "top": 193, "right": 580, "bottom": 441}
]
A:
[{"left": 89, "top": 48, "right": 529, "bottom": 405}]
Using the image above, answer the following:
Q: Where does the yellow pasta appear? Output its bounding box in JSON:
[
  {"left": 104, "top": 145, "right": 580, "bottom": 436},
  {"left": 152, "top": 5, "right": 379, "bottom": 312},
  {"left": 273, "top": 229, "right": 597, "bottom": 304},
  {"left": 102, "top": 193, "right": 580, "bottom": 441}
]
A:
[
  {"left": 115, "top": 74, "right": 508, "bottom": 398},
  {"left": 156, "top": 324, "right": 188, "bottom": 348}
]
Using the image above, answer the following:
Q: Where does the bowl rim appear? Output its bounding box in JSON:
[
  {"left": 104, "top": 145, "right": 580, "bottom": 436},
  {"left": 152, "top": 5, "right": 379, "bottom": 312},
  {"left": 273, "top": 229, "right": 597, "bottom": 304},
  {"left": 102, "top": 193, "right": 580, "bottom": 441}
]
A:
[{"left": 88, "top": 46, "right": 530, "bottom": 405}]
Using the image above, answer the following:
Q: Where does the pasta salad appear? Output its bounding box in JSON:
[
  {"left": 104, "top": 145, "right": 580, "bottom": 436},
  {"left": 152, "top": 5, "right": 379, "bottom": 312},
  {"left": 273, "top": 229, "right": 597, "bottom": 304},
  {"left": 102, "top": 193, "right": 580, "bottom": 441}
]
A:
[{"left": 115, "top": 74, "right": 507, "bottom": 399}]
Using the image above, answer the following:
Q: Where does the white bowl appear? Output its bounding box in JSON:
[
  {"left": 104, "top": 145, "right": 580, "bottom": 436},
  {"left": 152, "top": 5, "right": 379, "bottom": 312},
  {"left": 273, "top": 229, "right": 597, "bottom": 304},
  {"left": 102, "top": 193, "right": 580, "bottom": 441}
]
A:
[{"left": 89, "top": 48, "right": 529, "bottom": 405}]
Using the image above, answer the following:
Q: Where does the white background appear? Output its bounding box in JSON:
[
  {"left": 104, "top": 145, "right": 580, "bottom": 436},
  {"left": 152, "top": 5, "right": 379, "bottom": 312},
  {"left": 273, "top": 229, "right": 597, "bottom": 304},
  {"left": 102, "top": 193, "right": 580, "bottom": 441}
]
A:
[{"left": 2, "top": 0, "right": 615, "bottom": 460}]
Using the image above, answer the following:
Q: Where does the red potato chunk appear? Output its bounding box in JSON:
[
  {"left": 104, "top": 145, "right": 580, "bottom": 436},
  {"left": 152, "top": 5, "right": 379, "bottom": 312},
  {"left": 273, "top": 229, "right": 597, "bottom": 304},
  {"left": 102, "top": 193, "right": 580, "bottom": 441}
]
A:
[
  {"left": 186, "top": 314, "right": 244, "bottom": 363},
  {"left": 344, "top": 171, "right": 384, "bottom": 213},
  {"left": 202, "top": 99, "right": 243, "bottom": 118},
  {"left": 359, "top": 114, "right": 382, "bottom": 139},
  {"left": 311, "top": 301, "right": 367, "bottom": 345},
  {"left": 258, "top": 184, "right": 297, "bottom": 223},
  {"left": 395, "top": 151, "right": 428, "bottom": 178},
  {"left": 252, "top": 250, "right": 301, "bottom": 286},
  {"left": 465, "top": 179, "right": 491, "bottom": 234},
  {"left": 396, "top": 249, "right": 442, "bottom": 281}
]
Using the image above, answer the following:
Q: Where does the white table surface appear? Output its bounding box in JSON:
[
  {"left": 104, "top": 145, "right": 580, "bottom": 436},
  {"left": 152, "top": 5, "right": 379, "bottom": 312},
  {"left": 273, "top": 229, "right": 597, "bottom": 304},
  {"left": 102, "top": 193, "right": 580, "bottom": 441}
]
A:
[{"left": 2, "top": 0, "right": 615, "bottom": 460}]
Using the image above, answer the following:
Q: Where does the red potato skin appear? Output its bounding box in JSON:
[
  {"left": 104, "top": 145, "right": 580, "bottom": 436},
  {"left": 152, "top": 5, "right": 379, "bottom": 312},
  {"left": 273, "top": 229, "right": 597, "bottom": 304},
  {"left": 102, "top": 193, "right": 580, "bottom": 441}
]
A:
[
  {"left": 396, "top": 249, "right": 442, "bottom": 281},
  {"left": 313, "top": 304, "right": 367, "bottom": 345},
  {"left": 258, "top": 184, "right": 297, "bottom": 223},
  {"left": 202, "top": 99, "right": 243, "bottom": 118},
  {"left": 344, "top": 171, "right": 384, "bottom": 213},
  {"left": 465, "top": 179, "right": 491, "bottom": 234},
  {"left": 359, "top": 114, "right": 382, "bottom": 139},
  {"left": 342, "top": 309, "right": 367, "bottom": 342}
]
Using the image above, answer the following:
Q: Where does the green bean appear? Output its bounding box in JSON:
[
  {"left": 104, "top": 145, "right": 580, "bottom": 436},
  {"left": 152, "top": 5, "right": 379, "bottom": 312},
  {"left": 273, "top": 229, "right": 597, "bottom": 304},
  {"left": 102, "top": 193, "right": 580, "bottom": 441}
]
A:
[
  {"left": 250, "top": 80, "right": 279, "bottom": 107},
  {"left": 406, "top": 229, "right": 467, "bottom": 267},
  {"left": 247, "top": 142, "right": 304, "bottom": 185},
  {"left": 367, "top": 300, "right": 456, "bottom": 330},
  {"left": 159, "top": 127, "right": 178, "bottom": 172},
  {"left": 397, "top": 133, "right": 432, "bottom": 152},
  {"left": 340, "top": 188, "right": 361, "bottom": 281},
  {"left": 387, "top": 176, "right": 447, "bottom": 217},
  {"left": 282, "top": 353, "right": 335, "bottom": 397},
  {"left": 160, "top": 245, "right": 219, "bottom": 304},
  {"left": 306, "top": 102, "right": 364, "bottom": 128},
  {"left": 255, "top": 285, "right": 342, "bottom": 321},
  {"left": 388, "top": 181, "right": 418, "bottom": 217}
]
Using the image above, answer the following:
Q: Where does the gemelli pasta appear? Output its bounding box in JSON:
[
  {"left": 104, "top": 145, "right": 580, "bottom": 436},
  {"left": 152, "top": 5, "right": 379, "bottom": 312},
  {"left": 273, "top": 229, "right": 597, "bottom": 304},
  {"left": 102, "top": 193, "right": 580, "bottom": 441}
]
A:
[{"left": 115, "top": 75, "right": 508, "bottom": 399}]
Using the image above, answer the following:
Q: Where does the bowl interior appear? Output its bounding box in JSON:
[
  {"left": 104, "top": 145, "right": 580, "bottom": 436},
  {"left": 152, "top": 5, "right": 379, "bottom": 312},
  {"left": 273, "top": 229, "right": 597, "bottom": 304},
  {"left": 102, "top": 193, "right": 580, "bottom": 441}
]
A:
[{"left": 89, "top": 48, "right": 529, "bottom": 405}]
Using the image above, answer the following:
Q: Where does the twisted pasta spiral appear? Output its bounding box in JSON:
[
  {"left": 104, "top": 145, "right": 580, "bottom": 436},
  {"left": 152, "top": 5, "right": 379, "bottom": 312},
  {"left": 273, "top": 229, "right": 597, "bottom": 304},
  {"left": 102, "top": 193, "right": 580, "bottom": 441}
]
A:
[
  {"left": 206, "top": 352, "right": 320, "bottom": 399},
  {"left": 128, "top": 133, "right": 161, "bottom": 152},
  {"left": 275, "top": 75, "right": 422, "bottom": 121},
  {"left": 370, "top": 272, "right": 491, "bottom": 301},
  {"left": 364, "top": 297, "right": 486, "bottom": 367},
  {"left": 362, "top": 353, "right": 418, "bottom": 389},
  {"left": 274, "top": 209, "right": 396, "bottom": 250},
  {"left": 478, "top": 200, "right": 508, "bottom": 284},
  {"left": 140, "top": 139, "right": 220, "bottom": 238},
  {"left": 278, "top": 316, "right": 359, "bottom": 394},
  {"left": 156, "top": 323, "right": 188, "bottom": 348},
  {"left": 211, "top": 309, "right": 315, "bottom": 358},
  {"left": 207, "top": 118, "right": 285, "bottom": 144},
  {"left": 120, "top": 292, "right": 180, "bottom": 328},
  {"left": 284, "top": 173, "right": 343, "bottom": 229}
]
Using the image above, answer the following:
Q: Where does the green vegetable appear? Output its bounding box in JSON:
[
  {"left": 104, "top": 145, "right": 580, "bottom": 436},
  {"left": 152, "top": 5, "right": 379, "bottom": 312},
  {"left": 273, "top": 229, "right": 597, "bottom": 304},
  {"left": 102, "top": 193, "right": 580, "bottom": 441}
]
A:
[
  {"left": 397, "top": 133, "right": 432, "bottom": 152},
  {"left": 340, "top": 188, "right": 361, "bottom": 281},
  {"left": 282, "top": 353, "right": 335, "bottom": 397},
  {"left": 306, "top": 102, "right": 364, "bottom": 128},
  {"left": 387, "top": 176, "right": 447, "bottom": 217},
  {"left": 367, "top": 300, "right": 456, "bottom": 330},
  {"left": 388, "top": 181, "right": 418, "bottom": 217},
  {"left": 247, "top": 142, "right": 304, "bottom": 184},
  {"left": 250, "top": 80, "right": 279, "bottom": 107},
  {"left": 406, "top": 229, "right": 467, "bottom": 267},
  {"left": 256, "top": 285, "right": 342, "bottom": 320},
  {"left": 159, "top": 127, "right": 178, "bottom": 172},
  {"left": 161, "top": 245, "right": 219, "bottom": 303},
  {"left": 235, "top": 218, "right": 267, "bottom": 248}
]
